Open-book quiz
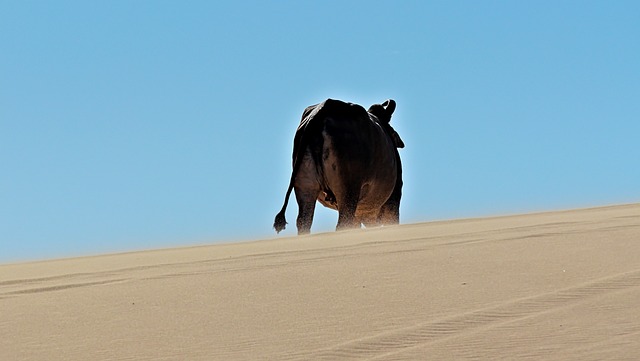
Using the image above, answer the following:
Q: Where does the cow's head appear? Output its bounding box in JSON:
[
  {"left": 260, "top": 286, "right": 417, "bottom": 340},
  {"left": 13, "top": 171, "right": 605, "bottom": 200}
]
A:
[{"left": 368, "top": 99, "right": 405, "bottom": 149}]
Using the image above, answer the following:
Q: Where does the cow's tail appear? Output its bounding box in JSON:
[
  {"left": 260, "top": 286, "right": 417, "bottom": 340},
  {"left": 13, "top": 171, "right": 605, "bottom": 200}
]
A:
[{"left": 273, "top": 171, "right": 295, "bottom": 233}]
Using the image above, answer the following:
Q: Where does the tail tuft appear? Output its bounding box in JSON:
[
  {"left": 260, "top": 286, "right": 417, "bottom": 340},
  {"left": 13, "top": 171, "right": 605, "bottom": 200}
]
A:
[{"left": 273, "top": 211, "right": 287, "bottom": 233}]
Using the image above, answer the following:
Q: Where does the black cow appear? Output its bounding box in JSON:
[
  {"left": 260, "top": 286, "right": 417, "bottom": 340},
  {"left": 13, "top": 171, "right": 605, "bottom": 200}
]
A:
[{"left": 274, "top": 98, "right": 404, "bottom": 234}]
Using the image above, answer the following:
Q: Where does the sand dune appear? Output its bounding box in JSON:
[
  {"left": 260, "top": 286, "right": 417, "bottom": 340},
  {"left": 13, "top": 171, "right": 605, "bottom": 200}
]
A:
[{"left": 2, "top": 203, "right": 639, "bottom": 360}]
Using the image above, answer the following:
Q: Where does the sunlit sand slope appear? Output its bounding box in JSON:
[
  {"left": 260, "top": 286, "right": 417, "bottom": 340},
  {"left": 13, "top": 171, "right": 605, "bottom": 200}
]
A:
[{"left": 2, "top": 203, "right": 639, "bottom": 360}]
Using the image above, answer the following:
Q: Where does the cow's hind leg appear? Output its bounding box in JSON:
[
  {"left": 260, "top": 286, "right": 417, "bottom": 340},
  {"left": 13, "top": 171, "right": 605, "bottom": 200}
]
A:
[
  {"left": 377, "top": 198, "right": 400, "bottom": 225},
  {"left": 294, "top": 187, "right": 319, "bottom": 235},
  {"left": 336, "top": 188, "right": 361, "bottom": 230},
  {"left": 378, "top": 177, "right": 402, "bottom": 225}
]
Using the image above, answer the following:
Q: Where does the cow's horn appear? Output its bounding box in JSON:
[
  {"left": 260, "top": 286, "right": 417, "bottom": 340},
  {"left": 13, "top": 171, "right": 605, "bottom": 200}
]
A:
[{"left": 383, "top": 99, "right": 396, "bottom": 115}]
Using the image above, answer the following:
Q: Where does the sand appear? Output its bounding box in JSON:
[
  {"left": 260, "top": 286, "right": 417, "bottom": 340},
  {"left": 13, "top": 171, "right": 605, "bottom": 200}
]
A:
[{"left": 2, "top": 203, "right": 639, "bottom": 360}]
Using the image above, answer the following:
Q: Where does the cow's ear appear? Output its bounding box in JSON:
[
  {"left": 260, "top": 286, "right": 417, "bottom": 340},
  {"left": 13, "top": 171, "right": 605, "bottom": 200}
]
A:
[
  {"left": 382, "top": 99, "right": 396, "bottom": 118},
  {"left": 391, "top": 129, "right": 405, "bottom": 148}
]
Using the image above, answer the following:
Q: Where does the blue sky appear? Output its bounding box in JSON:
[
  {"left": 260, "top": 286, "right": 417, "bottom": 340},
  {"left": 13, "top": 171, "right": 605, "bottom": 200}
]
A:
[{"left": 2, "top": 1, "right": 639, "bottom": 262}]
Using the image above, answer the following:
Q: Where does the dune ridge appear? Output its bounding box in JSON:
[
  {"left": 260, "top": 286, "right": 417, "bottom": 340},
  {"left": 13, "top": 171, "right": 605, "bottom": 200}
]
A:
[{"left": 2, "top": 203, "right": 639, "bottom": 360}]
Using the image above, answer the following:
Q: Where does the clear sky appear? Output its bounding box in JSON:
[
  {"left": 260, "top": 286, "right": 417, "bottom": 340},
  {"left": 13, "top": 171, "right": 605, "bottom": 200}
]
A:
[{"left": 2, "top": 1, "right": 639, "bottom": 262}]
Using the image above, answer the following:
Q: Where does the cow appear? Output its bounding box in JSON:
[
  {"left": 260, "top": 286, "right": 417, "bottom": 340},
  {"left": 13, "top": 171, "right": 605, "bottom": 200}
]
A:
[{"left": 274, "top": 98, "right": 404, "bottom": 234}]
